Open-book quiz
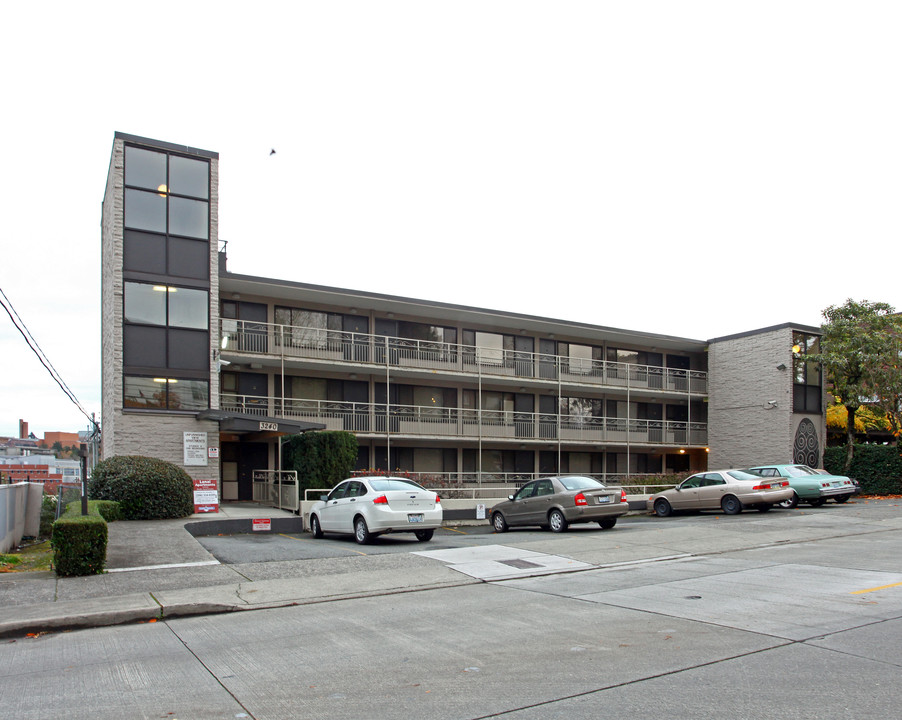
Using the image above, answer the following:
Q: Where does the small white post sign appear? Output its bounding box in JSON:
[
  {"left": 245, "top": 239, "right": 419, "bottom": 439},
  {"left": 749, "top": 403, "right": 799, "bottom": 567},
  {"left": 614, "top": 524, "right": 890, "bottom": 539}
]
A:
[
  {"left": 476, "top": 503, "right": 486, "bottom": 520},
  {"left": 183, "top": 432, "right": 208, "bottom": 466}
]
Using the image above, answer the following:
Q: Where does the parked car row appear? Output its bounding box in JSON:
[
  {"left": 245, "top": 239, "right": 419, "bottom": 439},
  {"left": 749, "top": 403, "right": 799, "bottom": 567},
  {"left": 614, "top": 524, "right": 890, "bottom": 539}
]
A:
[
  {"left": 647, "top": 465, "right": 858, "bottom": 516},
  {"left": 306, "top": 465, "right": 857, "bottom": 544}
]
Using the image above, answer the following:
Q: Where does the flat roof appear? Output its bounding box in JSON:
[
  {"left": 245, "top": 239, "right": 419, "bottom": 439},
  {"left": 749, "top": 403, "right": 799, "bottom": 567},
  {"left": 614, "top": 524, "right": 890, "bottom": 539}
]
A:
[{"left": 220, "top": 264, "right": 710, "bottom": 353}]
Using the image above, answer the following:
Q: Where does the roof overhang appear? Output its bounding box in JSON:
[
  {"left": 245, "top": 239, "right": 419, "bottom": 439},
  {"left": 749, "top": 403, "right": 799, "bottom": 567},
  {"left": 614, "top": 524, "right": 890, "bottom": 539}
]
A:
[{"left": 197, "top": 410, "right": 325, "bottom": 435}]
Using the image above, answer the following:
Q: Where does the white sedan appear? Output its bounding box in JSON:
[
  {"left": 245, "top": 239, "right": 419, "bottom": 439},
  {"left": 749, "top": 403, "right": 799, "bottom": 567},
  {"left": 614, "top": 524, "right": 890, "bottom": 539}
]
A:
[{"left": 308, "top": 476, "right": 442, "bottom": 544}]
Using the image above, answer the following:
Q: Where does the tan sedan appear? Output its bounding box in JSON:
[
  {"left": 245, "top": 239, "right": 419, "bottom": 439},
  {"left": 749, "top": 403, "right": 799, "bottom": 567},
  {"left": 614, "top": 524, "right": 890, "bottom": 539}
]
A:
[{"left": 647, "top": 469, "right": 793, "bottom": 517}]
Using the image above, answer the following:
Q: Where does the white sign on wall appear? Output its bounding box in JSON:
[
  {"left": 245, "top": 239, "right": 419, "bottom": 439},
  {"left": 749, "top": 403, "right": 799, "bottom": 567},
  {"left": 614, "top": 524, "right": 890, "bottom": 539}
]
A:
[{"left": 183, "top": 432, "right": 208, "bottom": 466}]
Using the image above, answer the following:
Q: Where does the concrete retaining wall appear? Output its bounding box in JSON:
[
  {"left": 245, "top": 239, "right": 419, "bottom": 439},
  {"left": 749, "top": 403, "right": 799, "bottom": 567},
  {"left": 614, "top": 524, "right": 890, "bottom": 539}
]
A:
[{"left": 0, "top": 483, "right": 44, "bottom": 553}]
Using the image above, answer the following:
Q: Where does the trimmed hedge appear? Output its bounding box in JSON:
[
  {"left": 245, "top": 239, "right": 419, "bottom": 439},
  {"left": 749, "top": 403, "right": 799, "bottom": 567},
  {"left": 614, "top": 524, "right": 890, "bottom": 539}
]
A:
[
  {"left": 89, "top": 455, "right": 194, "bottom": 520},
  {"left": 283, "top": 431, "right": 358, "bottom": 494},
  {"left": 51, "top": 500, "right": 114, "bottom": 577},
  {"left": 823, "top": 444, "right": 902, "bottom": 495}
]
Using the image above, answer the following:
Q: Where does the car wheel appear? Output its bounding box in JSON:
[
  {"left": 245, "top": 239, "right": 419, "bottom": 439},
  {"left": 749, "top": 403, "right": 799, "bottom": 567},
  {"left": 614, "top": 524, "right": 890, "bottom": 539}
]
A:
[
  {"left": 549, "top": 509, "right": 568, "bottom": 533},
  {"left": 354, "top": 516, "right": 372, "bottom": 544},
  {"left": 653, "top": 499, "right": 672, "bottom": 517},
  {"left": 721, "top": 496, "right": 742, "bottom": 515},
  {"left": 757, "top": 504, "right": 771, "bottom": 512},
  {"left": 778, "top": 492, "right": 799, "bottom": 509},
  {"left": 414, "top": 529, "right": 434, "bottom": 542},
  {"left": 808, "top": 498, "right": 826, "bottom": 508},
  {"left": 492, "top": 512, "right": 509, "bottom": 533},
  {"left": 834, "top": 494, "right": 852, "bottom": 504},
  {"left": 310, "top": 514, "right": 323, "bottom": 538},
  {"left": 598, "top": 517, "right": 617, "bottom": 530}
]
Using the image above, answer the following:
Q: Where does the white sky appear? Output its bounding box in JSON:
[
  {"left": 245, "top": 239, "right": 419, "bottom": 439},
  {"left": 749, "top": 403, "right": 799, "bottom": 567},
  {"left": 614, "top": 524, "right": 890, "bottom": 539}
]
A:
[{"left": 2, "top": 1, "right": 900, "bottom": 438}]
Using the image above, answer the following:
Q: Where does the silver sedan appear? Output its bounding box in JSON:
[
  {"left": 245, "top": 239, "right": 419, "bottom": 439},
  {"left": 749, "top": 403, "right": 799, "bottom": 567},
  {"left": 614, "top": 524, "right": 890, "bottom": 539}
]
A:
[
  {"left": 490, "top": 475, "right": 628, "bottom": 533},
  {"left": 647, "top": 469, "right": 793, "bottom": 516}
]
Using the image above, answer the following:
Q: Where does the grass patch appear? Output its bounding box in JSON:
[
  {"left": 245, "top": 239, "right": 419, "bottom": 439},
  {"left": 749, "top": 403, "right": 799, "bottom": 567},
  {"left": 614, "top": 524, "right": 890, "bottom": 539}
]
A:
[{"left": 0, "top": 541, "right": 54, "bottom": 573}]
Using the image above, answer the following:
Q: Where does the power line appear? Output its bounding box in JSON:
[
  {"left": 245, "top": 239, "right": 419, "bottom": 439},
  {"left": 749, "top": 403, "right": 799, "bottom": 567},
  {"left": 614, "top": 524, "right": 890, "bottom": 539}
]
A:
[{"left": 0, "top": 286, "right": 98, "bottom": 431}]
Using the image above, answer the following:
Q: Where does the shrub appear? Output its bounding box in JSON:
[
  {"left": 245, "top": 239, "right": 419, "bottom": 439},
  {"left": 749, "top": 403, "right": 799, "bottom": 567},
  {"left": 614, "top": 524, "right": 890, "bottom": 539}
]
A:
[
  {"left": 283, "top": 431, "right": 358, "bottom": 494},
  {"left": 52, "top": 501, "right": 109, "bottom": 576},
  {"left": 823, "top": 444, "right": 902, "bottom": 495},
  {"left": 89, "top": 455, "right": 194, "bottom": 520},
  {"left": 39, "top": 493, "right": 58, "bottom": 538}
]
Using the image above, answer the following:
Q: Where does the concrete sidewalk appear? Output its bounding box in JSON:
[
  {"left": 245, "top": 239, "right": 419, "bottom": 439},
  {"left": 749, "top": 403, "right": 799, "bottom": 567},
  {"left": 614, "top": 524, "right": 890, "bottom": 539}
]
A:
[{"left": 0, "top": 503, "right": 477, "bottom": 638}]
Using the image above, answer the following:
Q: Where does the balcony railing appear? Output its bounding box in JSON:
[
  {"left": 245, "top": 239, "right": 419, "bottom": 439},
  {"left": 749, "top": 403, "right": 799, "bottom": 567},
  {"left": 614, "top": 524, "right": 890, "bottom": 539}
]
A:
[
  {"left": 220, "top": 320, "right": 708, "bottom": 395},
  {"left": 220, "top": 394, "right": 708, "bottom": 446}
]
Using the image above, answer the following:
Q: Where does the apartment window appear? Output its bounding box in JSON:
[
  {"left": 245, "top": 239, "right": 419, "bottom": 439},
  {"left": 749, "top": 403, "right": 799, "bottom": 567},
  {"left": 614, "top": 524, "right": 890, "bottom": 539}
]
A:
[
  {"left": 274, "top": 306, "right": 342, "bottom": 348},
  {"left": 123, "top": 145, "right": 210, "bottom": 279},
  {"left": 123, "top": 282, "right": 208, "bottom": 371},
  {"left": 793, "top": 332, "right": 822, "bottom": 413},
  {"left": 123, "top": 376, "right": 209, "bottom": 411},
  {"left": 397, "top": 321, "right": 457, "bottom": 345}
]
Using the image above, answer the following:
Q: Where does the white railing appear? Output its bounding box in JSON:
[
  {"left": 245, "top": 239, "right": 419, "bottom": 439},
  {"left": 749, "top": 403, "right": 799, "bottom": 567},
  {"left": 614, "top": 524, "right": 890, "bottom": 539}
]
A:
[
  {"left": 221, "top": 394, "right": 708, "bottom": 446},
  {"left": 252, "top": 470, "right": 299, "bottom": 512},
  {"left": 303, "top": 475, "right": 675, "bottom": 501},
  {"left": 220, "top": 320, "right": 707, "bottom": 395}
]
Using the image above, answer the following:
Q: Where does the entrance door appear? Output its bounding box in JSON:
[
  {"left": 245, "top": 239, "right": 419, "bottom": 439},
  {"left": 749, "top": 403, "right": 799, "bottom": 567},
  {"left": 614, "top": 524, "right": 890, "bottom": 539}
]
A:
[{"left": 237, "top": 442, "right": 268, "bottom": 501}]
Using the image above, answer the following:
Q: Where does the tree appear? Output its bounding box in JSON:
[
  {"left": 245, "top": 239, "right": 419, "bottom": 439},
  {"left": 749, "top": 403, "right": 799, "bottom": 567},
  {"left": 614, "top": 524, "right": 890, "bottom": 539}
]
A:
[
  {"left": 870, "top": 318, "right": 902, "bottom": 444},
  {"left": 817, "top": 299, "right": 898, "bottom": 473}
]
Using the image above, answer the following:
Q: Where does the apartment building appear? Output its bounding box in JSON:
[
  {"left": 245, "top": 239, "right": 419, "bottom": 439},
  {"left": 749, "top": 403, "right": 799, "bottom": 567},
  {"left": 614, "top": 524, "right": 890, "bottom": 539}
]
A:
[{"left": 101, "top": 133, "right": 824, "bottom": 503}]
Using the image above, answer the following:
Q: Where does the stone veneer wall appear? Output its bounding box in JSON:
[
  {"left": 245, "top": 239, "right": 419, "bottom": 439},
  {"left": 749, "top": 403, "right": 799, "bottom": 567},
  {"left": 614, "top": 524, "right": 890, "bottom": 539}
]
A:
[
  {"left": 707, "top": 326, "right": 796, "bottom": 469},
  {"left": 100, "top": 135, "right": 221, "bottom": 482}
]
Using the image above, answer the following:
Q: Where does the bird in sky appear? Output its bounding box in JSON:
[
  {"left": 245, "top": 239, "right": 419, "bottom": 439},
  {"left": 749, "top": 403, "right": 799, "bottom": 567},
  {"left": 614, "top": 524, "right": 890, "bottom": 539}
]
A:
[{"left": 270, "top": 149, "right": 276, "bottom": 156}]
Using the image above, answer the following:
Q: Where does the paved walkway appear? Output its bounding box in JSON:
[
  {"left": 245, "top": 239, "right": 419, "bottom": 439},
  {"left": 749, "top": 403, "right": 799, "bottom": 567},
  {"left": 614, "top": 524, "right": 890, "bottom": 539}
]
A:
[{"left": 0, "top": 503, "right": 475, "bottom": 638}]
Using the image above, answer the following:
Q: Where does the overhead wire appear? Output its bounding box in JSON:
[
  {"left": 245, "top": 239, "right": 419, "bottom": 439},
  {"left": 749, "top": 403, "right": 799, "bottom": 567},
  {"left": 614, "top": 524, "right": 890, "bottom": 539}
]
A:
[{"left": 0, "top": 285, "right": 98, "bottom": 431}]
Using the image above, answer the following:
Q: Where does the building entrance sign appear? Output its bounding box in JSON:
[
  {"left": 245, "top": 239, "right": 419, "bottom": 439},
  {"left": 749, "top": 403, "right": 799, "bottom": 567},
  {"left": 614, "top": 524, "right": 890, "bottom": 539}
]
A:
[{"left": 184, "top": 431, "right": 208, "bottom": 466}]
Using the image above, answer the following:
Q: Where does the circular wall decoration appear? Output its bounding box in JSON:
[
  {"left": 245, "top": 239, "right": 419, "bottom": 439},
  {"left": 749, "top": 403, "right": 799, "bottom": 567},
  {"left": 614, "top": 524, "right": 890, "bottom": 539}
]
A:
[{"left": 793, "top": 418, "right": 820, "bottom": 467}]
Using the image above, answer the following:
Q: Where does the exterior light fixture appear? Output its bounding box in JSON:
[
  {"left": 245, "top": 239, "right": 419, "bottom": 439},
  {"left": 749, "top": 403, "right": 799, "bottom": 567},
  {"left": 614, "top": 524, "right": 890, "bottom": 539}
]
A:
[
  {"left": 792, "top": 344, "right": 802, "bottom": 354},
  {"left": 221, "top": 334, "right": 230, "bottom": 349}
]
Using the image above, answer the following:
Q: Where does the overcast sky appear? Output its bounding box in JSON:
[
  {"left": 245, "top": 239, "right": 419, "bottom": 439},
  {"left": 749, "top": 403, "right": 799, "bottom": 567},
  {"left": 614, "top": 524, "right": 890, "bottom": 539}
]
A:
[{"left": 2, "top": 1, "right": 900, "bottom": 439}]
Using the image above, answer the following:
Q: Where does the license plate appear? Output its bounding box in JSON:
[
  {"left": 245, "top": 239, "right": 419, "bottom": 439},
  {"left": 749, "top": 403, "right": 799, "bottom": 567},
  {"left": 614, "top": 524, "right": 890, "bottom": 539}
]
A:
[
  {"left": 596, "top": 496, "right": 611, "bottom": 504},
  {"left": 408, "top": 514, "right": 424, "bottom": 523}
]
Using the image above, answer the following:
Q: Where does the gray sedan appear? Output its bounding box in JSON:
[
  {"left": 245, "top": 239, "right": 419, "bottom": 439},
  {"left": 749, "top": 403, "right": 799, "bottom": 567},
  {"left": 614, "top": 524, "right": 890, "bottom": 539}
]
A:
[
  {"left": 490, "top": 476, "right": 628, "bottom": 533},
  {"left": 647, "top": 469, "right": 793, "bottom": 516}
]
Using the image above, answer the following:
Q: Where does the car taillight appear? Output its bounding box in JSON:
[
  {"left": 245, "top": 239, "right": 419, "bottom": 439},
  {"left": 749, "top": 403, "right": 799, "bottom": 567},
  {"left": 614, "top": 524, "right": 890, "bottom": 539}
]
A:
[
  {"left": 752, "top": 483, "right": 771, "bottom": 490},
  {"left": 780, "top": 481, "right": 789, "bottom": 487},
  {"left": 373, "top": 495, "right": 388, "bottom": 504},
  {"left": 575, "top": 492, "right": 588, "bottom": 506},
  {"left": 435, "top": 495, "right": 441, "bottom": 504},
  {"left": 620, "top": 489, "right": 628, "bottom": 503}
]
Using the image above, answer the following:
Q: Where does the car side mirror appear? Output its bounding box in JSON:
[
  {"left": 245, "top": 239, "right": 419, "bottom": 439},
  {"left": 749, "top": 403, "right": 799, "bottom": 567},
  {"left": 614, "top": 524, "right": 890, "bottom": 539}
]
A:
[
  {"left": 320, "top": 494, "right": 328, "bottom": 502},
  {"left": 675, "top": 486, "right": 681, "bottom": 492},
  {"left": 508, "top": 494, "right": 515, "bottom": 501}
]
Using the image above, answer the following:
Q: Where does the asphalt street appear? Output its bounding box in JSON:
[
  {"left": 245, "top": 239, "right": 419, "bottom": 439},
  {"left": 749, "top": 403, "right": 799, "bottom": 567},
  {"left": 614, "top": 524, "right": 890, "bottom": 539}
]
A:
[{"left": 2, "top": 499, "right": 901, "bottom": 719}]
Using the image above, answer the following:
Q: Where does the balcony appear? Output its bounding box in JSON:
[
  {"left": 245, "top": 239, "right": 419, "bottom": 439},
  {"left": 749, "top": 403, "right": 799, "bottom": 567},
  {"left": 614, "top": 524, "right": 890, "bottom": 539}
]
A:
[
  {"left": 219, "top": 394, "right": 708, "bottom": 447},
  {"left": 220, "top": 320, "right": 708, "bottom": 395}
]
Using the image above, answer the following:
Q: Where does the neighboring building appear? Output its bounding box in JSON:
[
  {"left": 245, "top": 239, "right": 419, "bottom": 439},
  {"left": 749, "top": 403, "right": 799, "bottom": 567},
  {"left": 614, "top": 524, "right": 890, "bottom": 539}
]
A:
[
  {"left": 100, "top": 133, "right": 824, "bottom": 502},
  {"left": 40, "top": 431, "right": 81, "bottom": 449},
  {"left": 0, "top": 455, "right": 81, "bottom": 491},
  {"left": 707, "top": 324, "right": 825, "bottom": 469}
]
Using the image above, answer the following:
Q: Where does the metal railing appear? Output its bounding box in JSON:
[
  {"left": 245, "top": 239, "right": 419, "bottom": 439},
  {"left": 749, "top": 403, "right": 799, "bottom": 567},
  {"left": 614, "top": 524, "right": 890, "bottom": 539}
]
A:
[
  {"left": 220, "top": 320, "right": 708, "bottom": 395},
  {"left": 252, "top": 470, "right": 299, "bottom": 512},
  {"left": 221, "top": 395, "right": 708, "bottom": 446},
  {"left": 302, "top": 474, "right": 675, "bottom": 502}
]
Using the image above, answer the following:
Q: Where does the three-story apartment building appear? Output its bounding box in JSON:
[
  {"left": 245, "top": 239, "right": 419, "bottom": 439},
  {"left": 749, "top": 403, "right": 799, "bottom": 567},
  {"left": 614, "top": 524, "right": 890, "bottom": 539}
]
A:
[{"left": 101, "top": 133, "right": 824, "bottom": 504}]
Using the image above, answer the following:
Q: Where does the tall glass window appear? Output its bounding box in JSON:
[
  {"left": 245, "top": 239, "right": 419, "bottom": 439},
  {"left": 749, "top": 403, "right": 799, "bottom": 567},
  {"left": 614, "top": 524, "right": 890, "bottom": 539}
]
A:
[{"left": 793, "top": 333, "right": 822, "bottom": 413}]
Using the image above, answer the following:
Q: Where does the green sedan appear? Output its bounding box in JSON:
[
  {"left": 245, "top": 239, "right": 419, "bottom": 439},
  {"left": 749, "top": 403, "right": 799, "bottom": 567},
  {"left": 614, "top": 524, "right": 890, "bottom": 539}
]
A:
[{"left": 746, "top": 464, "right": 856, "bottom": 508}]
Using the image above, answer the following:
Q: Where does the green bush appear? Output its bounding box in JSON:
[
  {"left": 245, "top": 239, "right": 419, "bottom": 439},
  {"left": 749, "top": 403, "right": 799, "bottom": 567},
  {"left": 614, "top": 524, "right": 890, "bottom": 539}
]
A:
[
  {"left": 39, "top": 493, "right": 58, "bottom": 538},
  {"left": 823, "top": 444, "right": 902, "bottom": 495},
  {"left": 89, "top": 455, "right": 194, "bottom": 520},
  {"left": 283, "top": 431, "right": 358, "bottom": 494},
  {"left": 52, "top": 502, "right": 109, "bottom": 576}
]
